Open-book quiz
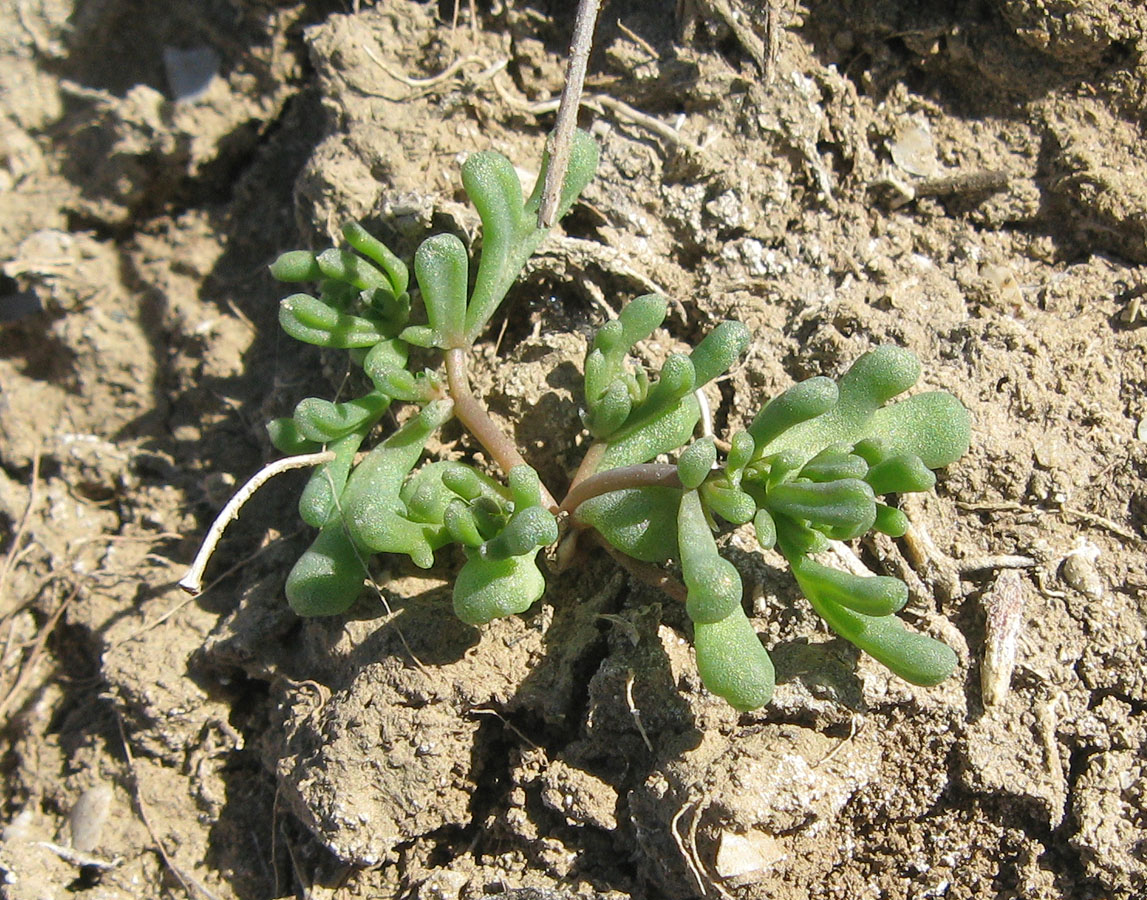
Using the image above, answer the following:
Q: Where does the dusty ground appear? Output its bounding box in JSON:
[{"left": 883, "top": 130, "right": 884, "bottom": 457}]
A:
[{"left": 2, "top": 1, "right": 1147, "bottom": 898}]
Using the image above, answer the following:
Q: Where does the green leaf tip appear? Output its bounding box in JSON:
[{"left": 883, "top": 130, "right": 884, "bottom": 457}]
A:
[
  {"left": 341, "top": 221, "right": 408, "bottom": 295},
  {"left": 454, "top": 551, "right": 546, "bottom": 625},
  {"left": 679, "top": 489, "right": 743, "bottom": 624},
  {"left": 807, "top": 589, "right": 958, "bottom": 686},
  {"left": 279, "top": 294, "right": 387, "bottom": 349},
  {"left": 285, "top": 525, "right": 366, "bottom": 617},
  {"left": 415, "top": 233, "right": 469, "bottom": 349},
  {"left": 270, "top": 250, "right": 321, "bottom": 283},
  {"left": 694, "top": 607, "right": 775, "bottom": 710}
]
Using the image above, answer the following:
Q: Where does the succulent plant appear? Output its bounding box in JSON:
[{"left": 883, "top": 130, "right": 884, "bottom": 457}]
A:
[{"left": 183, "top": 132, "right": 970, "bottom": 711}]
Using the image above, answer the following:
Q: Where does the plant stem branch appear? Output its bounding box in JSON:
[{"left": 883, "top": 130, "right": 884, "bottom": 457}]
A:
[
  {"left": 179, "top": 451, "right": 336, "bottom": 595},
  {"left": 444, "top": 349, "right": 558, "bottom": 510},
  {"left": 560, "top": 463, "right": 681, "bottom": 515},
  {"left": 538, "top": 0, "right": 602, "bottom": 228},
  {"left": 567, "top": 441, "right": 606, "bottom": 493}
]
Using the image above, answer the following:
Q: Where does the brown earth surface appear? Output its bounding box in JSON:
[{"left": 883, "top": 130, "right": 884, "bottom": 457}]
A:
[{"left": 2, "top": 1, "right": 1147, "bottom": 898}]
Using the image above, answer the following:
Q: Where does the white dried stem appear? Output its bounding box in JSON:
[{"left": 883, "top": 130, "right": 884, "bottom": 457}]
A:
[{"left": 178, "top": 451, "right": 335, "bottom": 595}]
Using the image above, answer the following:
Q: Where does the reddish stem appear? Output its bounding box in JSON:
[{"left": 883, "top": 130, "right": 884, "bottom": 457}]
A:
[
  {"left": 559, "top": 463, "right": 682, "bottom": 516},
  {"left": 445, "top": 348, "right": 558, "bottom": 511}
]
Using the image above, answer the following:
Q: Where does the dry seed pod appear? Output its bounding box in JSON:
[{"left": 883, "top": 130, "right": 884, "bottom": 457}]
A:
[{"left": 980, "top": 568, "right": 1028, "bottom": 707}]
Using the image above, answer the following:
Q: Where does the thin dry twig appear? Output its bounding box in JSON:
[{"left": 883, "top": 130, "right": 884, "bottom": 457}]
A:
[
  {"left": 116, "top": 712, "right": 224, "bottom": 900},
  {"left": 538, "top": 0, "right": 603, "bottom": 228},
  {"left": 814, "top": 717, "right": 864, "bottom": 768},
  {"left": 592, "top": 93, "right": 705, "bottom": 155},
  {"left": 0, "top": 446, "right": 42, "bottom": 619},
  {"left": 0, "top": 584, "right": 75, "bottom": 723},
  {"left": 491, "top": 74, "right": 705, "bottom": 157},
  {"left": 625, "top": 669, "right": 654, "bottom": 752},
  {"left": 616, "top": 20, "right": 660, "bottom": 60},
  {"left": 361, "top": 45, "right": 497, "bottom": 90},
  {"left": 362, "top": 575, "right": 432, "bottom": 677},
  {"left": 694, "top": 0, "right": 773, "bottom": 80},
  {"left": 670, "top": 800, "right": 709, "bottom": 896},
  {"left": 956, "top": 554, "right": 1036, "bottom": 575},
  {"left": 36, "top": 841, "right": 123, "bottom": 870},
  {"left": 471, "top": 707, "right": 541, "bottom": 750},
  {"left": 1060, "top": 505, "right": 1143, "bottom": 544}
]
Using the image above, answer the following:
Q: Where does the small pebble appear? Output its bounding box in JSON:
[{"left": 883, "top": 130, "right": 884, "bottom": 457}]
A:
[
  {"left": 69, "top": 782, "right": 114, "bottom": 853},
  {"left": 1060, "top": 541, "right": 1104, "bottom": 599}
]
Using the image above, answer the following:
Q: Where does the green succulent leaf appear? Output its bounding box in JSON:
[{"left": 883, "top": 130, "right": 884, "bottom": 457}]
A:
[
  {"left": 317, "top": 278, "right": 357, "bottom": 309},
  {"left": 679, "top": 490, "right": 743, "bottom": 624},
  {"left": 454, "top": 551, "right": 546, "bottom": 625},
  {"left": 689, "top": 320, "right": 750, "bottom": 387},
  {"left": 677, "top": 438, "right": 716, "bottom": 491},
  {"left": 851, "top": 437, "right": 889, "bottom": 466},
  {"left": 865, "top": 453, "right": 936, "bottom": 495},
  {"left": 765, "top": 478, "right": 877, "bottom": 540},
  {"left": 757, "top": 346, "right": 969, "bottom": 470},
  {"left": 616, "top": 294, "right": 668, "bottom": 347},
  {"left": 444, "top": 499, "right": 486, "bottom": 548},
  {"left": 694, "top": 605, "right": 775, "bottom": 711},
  {"left": 576, "top": 486, "right": 681, "bottom": 563},
  {"left": 748, "top": 376, "right": 838, "bottom": 452},
  {"left": 293, "top": 391, "right": 390, "bottom": 443},
  {"left": 800, "top": 445, "right": 869, "bottom": 482},
  {"left": 441, "top": 465, "right": 487, "bottom": 502},
  {"left": 597, "top": 395, "right": 701, "bottom": 470},
  {"left": 508, "top": 465, "right": 545, "bottom": 510},
  {"left": 790, "top": 554, "right": 908, "bottom": 617},
  {"left": 482, "top": 505, "right": 558, "bottom": 560},
  {"left": 523, "top": 129, "right": 600, "bottom": 227},
  {"left": 701, "top": 483, "right": 757, "bottom": 525},
  {"left": 805, "top": 590, "right": 958, "bottom": 686},
  {"left": 400, "top": 461, "right": 506, "bottom": 525},
  {"left": 584, "top": 379, "right": 634, "bottom": 439},
  {"left": 415, "top": 232, "right": 469, "bottom": 349},
  {"left": 341, "top": 221, "right": 409, "bottom": 295},
  {"left": 873, "top": 503, "right": 910, "bottom": 537},
  {"left": 361, "top": 339, "right": 420, "bottom": 401},
  {"left": 773, "top": 514, "right": 829, "bottom": 556},
  {"left": 583, "top": 294, "right": 672, "bottom": 440},
  {"left": 869, "top": 391, "right": 971, "bottom": 470},
  {"left": 726, "top": 431, "right": 756, "bottom": 480},
  {"left": 267, "top": 418, "right": 321, "bottom": 456},
  {"left": 463, "top": 130, "right": 599, "bottom": 343},
  {"left": 285, "top": 524, "right": 367, "bottom": 617},
  {"left": 753, "top": 508, "right": 777, "bottom": 549},
  {"left": 315, "top": 247, "right": 391, "bottom": 293},
  {"left": 363, "top": 286, "right": 411, "bottom": 330},
  {"left": 269, "top": 250, "right": 322, "bottom": 283},
  {"left": 340, "top": 401, "right": 454, "bottom": 568},
  {"left": 298, "top": 428, "right": 367, "bottom": 528},
  {"left": 279, "top": 294, "right": 388, "bottom": 348}
]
